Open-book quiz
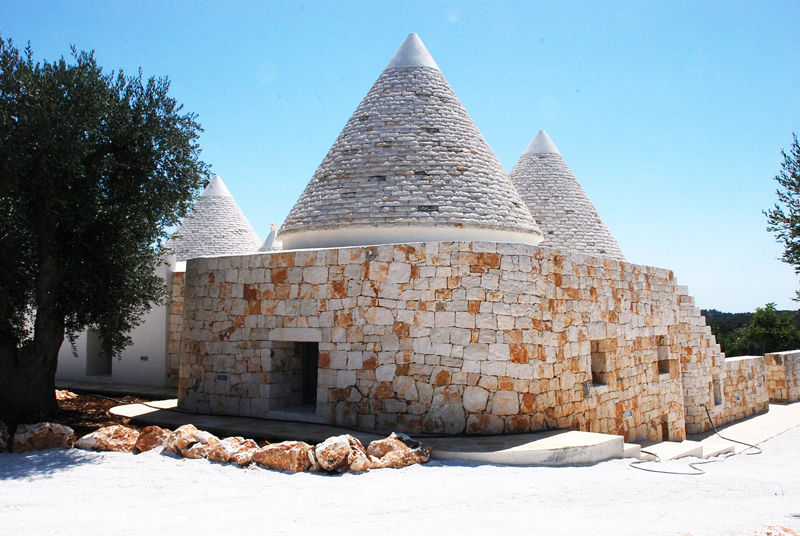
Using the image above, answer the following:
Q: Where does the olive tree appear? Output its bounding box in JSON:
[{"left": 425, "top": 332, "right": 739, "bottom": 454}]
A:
[
  {"left": 766, "top": 133, "right": 800, "bottom": 300},
  {"left": 0, "top": 37, "right": 206, "bottom": 428}
]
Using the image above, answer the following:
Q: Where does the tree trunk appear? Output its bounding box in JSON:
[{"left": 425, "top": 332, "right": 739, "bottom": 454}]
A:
[
  {"left": 0, "top": 252, "right": 64, "bottom": 435},
  {"left": 0, "top": 342, "right": 61, "bottom": 431}
]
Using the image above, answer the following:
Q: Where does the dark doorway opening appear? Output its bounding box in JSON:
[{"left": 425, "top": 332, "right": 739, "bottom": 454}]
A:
[
  {"left": 300, "top": 342, "right": 318, "bottom": 407},
  {"left": 86, "top": 329, "right": 111, "bottom": 376}
]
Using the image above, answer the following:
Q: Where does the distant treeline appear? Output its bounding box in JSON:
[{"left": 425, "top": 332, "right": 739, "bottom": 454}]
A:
[{"left": 702, "top": 304, "right": 800, "bottom": 357}]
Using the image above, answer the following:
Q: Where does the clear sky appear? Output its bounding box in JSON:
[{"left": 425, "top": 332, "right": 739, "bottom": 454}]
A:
[{"left": 3, "top": 1, "right": 799, "bottom": 312}]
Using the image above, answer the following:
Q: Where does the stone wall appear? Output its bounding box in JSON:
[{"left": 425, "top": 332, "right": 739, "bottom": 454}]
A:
[
  {"left": 765, "top": 351, "right": 800, "bottom": 402},
  {"left": 182, "top": 242, "right": 684, "bottom": 441},
  {"left": 721, "top": 356, "right": 769, "bottom": 423},
  {"left": 675, "top": 288, "right": 726, "bottom": 433},
  {"left": 166, "top": 271, "right": 185, "bottom": 388},
  {"left": 177, "top": 241, "right": 775, "bottom": 442}
]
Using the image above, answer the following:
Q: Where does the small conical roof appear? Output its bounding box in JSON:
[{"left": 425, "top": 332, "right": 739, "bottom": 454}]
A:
[
  {"left": 510, "top": 131, "right": 625, "bottom": 260},
  {"left": 167, "top": 175, "right": 261, "bottom": 261},
  {"left": 279, "top": 34, "right": 542, "bottom": 250}
]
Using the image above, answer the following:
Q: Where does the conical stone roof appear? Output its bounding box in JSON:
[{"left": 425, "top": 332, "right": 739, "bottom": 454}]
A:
[
  {"left": 279, "top": 34, "right": 542, "bottom": 250},
  {"left": 509, "top": 131, "right": 624, "bottom": 260},
  {"left": 167, "top": 175, "right": 261, "bottom": 261}
]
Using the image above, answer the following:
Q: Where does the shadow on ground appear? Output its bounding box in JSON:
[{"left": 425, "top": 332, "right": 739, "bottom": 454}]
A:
[{"left": 0, "top": 449, "right": 103, "bottom": 480}]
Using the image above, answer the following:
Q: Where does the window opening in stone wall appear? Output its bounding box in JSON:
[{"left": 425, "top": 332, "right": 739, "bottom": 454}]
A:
[
  {"left": 660, "top": 417, "right": 670, "bottom": 441},
  {"left": 656, "top": 335, "right": 670, "bottom": 376},
  {"left": 85, "top": 329, "right": 111, "bottom": 376},
  {"left": 712, "top": 375, "right": 723, "bottom": 406},
  {"left": 591, "top": 340, "right": 610, "bottom": 386}
]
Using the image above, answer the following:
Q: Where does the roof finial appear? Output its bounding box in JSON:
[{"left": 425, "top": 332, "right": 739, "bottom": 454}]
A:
[
  {"left": 524, "top": 130, "right": 560, "bottom": 155},
  {"left": 385, "top": 33, "right": 440, "bottom": 70},
  {"left": 201, "top": 175, "right": 233, "bottom": 197}
]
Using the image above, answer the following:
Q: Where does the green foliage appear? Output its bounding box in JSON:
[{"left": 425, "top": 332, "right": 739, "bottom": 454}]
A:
[
  {"left": 765, "top": 133, "right": 800, "bottom": 300},
  {"left": 703, "top": 305, "right": 800, "bottom": 356},
  {"left": 0, "top": 37, "right": 207, "bottom": 356}
]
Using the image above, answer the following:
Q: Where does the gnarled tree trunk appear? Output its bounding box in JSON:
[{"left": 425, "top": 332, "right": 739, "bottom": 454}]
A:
[{"left": 0, "top": 252, "right": 64, "bottom": 436}]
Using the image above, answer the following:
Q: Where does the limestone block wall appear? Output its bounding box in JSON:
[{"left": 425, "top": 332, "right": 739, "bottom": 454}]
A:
[
  {"left": 166, "top": 270, "right": 185, "bottom": 388},
  {"left": 675, "top": 288, "right": 725, "bottom": 433},
  {"left": 720, "top": 356, "right": 769, "bottom": 422},
  {"left": 178, "top": 241, "right": 704, "bottom": 442},
  {"left": 675, "top": 288, "right": 770, "bottom": 432},
  {"left": 765, "top": 351, "right": 800, "bottom": 402}
]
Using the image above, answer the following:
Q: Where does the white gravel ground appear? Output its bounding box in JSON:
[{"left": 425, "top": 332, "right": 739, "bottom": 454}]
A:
[{"left": 1, "top": 427, "right": 799, "bottom": 536}]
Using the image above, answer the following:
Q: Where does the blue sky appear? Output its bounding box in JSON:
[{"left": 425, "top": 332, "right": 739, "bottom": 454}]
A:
[{"left": 3, "top": 1, "right": 799, "bottom": 311}]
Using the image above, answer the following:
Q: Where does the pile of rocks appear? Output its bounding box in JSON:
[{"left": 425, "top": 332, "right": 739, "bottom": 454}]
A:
[{"left": 0, "top": 420, "right": 430, "bottom": 474}]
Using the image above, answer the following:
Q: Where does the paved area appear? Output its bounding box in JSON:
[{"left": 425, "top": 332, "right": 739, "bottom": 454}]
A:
[{"left": 3, "top": 427, "right": 800, "bottom": 535}]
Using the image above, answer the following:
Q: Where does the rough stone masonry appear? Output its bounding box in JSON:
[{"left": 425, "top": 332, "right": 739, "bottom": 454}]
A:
[{"left": 177, "top": 241, "right": 780, "bottom": 442}]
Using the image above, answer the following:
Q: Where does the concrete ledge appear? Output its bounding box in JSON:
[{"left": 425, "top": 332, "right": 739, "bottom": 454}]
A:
[
  {"left": 640, "top": 440, "right": 703, "bottom": 461},
  {"left": 425, "top": 430, "right": 624, "bottom": 466}
]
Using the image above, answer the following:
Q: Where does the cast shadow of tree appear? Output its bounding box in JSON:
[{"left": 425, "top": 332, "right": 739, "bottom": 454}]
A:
[{"left": 0, "top": 449, "right": 102, "bottom": 480}]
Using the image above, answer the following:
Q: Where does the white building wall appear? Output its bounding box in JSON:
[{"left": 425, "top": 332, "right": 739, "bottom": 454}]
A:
[{"left": 55, "top": 266, "right": 173, "bottom": 388}]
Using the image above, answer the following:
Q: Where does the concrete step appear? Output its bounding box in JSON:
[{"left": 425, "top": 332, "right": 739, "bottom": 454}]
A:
[
  {"left": 623, "top": 442, "right": 641, "bottom": 458},
  {"left": 640, "top": 440, "right": 703, "bottom": 461},
  {"left": 700, "top": 437, "right": 736, "bottom": 458},
  {"left": 425, "top": 430, "right": 624, "bottom": 466}
]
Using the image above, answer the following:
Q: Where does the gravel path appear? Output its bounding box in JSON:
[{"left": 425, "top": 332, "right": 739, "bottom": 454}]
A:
[{"left": 1, "top": 426, "right": 799, "bottom": 536}]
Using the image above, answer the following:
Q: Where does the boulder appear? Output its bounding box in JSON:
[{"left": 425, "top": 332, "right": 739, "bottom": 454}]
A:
[
  {"left": 0, "top": 421, "right": 8, "bottom": 451},
  {"left": 367, "top": 432, "right": 431, "bottom": 469},
  {"left": 252, "top": 441, "right": 313, "bottom": 473},
  {"left": 163, "top": 424, "right": 219, "bottom": 457},
  {"left": 376, "top": 445, "right": 431, "bottom": 469},
  {"left": 76, "top": 425, "right": 140, "bottom": 453},
  {"left": 307, "top": 448, "right": 322, "bottom": 472},
  {"left": 205, "top": 436, "right": 258, "bottom": 464},
  {"left": 13, "top": 422, "right": 76, "bottom": 452},
  {"left": 314, "top": 434, "right": 373, "bottom": 473},
  {"left": 181, "top": 432, "right": 220, "bottom": 459},
  {"left": 163, "top": 424, "right": 199, "bottom": 453},
  {"left": 228, "top": 438, "right": 261, "bottom": 466},
  {"left": 345, "top": 436, "right": 373, "bottom": 473},
  {"left": 314, "top": 435, "right": 351, "bottom": 472},
  {"left": 134, "top": 426, "right": 171, "bottom": 453}
]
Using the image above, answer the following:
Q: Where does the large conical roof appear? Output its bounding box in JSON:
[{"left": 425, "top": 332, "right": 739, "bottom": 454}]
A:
[
  {"left": 279, "top": 34, "right": 542, "bottom": 250},
  {"left": 509, "top": 131, "right": 625, "bottom": 260},
  {"left": 167, "top": 175, "right": 261, "bottom": 261}
]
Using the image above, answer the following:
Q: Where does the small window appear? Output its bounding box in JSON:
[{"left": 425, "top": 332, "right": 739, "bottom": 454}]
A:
[
  {"left": 712, "top": 375, "right": 723, "bottom": 406},
  {"left": 656, "top": 336, "right": 671, "bottom": 375},
  {"left": 591, "top": 340, "right": 610, "bottom": 386}
]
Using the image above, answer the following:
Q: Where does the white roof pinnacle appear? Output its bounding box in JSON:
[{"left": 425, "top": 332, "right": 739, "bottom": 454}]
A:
[
  {"left": 259, "top": 223, "right": 282, "bottom": 251},
  {"left": 201, "top": 175, "right": 233, "bottom": 197},
  {"left": 385, "top": 33, "right": 440, "bottom": 70},
  {"left": 524, "top": 130, "right": 560, "bottom": 155}
]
